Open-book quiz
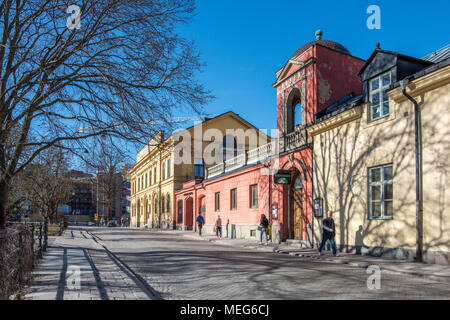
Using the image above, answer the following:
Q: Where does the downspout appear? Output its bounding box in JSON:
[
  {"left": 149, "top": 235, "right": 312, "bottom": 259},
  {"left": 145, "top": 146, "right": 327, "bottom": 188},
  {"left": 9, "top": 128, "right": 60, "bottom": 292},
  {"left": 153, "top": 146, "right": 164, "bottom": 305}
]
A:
[{"left": 400, "top": 79, "right": 423, "bottom": 263}]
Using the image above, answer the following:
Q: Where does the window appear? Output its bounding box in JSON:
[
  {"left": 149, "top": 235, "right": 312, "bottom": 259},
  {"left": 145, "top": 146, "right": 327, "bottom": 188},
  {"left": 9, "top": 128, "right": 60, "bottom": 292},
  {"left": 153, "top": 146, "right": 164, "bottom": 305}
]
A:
[
  {"left": 161, "top": 195, "right": 165, "bottom": 213},
  {"left": 194, "top": 159, "right": 204, "bottom": 179},
  {"left": 294, "top": 103, "right": 302, "bottom": 131},
  {"left": 250, "top": 184, "right": 258, "bottom": 208},
  {"left": 369, "top": 71, "right": 391, "bottom": 121},
  {"left": 162, "top": 162, "right": 166, "bottom": 180},
  {"left": 369, "top": 164, "right": 393, "bottom": 219},
  {"left": 149, "top": 171, "right": 152, "bottom": 186},
  {"left": 154, "top": 168, "right": 156, "bottom": 184},
  {"left": 223, "top": 136, "right": 237, "bottom": 161},
  {"left": 230, "top": 188, "right": 237, "bottom": 210},
  {"left": 215, "top": 192, "right": 220, "bottom": 212},
  {"left": 166, "top": 195, "right": 171, "bottom": 213},
  {"left": 167, "top": 159, "right": 171, "bottom": 178},
  {"left": 177, "top": 201, "right": 183, "bottom": 224},
  {"left": 145, "top": 173, "right": 147, "bottom": 188}
]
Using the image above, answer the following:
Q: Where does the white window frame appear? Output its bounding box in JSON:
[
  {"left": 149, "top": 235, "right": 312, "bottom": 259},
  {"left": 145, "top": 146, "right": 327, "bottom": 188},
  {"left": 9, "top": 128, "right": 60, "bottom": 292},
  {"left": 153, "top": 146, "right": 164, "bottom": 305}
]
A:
[
  {"left": 368, "top": 164, "right": 393, "bottom": 220},
  {"left": 369, "top": 71, "right": 392, "bottom": 121}
]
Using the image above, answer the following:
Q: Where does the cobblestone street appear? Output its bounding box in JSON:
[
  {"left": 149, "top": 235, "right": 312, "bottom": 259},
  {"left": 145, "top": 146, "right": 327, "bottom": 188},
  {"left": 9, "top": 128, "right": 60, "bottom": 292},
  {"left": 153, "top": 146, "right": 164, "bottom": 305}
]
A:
[{"left": 23, "top": 228, "right": 450, "bottom": 300}]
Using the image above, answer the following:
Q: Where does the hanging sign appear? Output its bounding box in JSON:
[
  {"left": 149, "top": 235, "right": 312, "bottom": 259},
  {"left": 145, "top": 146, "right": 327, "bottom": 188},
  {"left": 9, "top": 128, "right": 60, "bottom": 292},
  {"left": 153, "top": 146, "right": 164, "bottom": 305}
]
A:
[{"left": 274, "top": 170, "right": 291, "bottom": 185}]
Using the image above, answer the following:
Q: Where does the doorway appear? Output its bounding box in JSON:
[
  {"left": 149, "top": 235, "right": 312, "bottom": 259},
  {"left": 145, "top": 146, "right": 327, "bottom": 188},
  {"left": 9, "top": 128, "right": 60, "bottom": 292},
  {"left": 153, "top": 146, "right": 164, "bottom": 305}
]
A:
[
  {"left": 288, "top": 172, "right": 303, "bottom": 240},
  {"left": 185, "top": 197, "right": 193, "bottom": 230}
]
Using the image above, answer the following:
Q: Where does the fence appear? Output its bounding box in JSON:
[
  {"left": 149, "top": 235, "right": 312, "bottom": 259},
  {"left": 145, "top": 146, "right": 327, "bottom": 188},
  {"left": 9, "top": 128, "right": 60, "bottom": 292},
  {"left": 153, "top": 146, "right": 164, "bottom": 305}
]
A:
[{"left": 0, "top": 220, "right": 64, "bottom": 300}]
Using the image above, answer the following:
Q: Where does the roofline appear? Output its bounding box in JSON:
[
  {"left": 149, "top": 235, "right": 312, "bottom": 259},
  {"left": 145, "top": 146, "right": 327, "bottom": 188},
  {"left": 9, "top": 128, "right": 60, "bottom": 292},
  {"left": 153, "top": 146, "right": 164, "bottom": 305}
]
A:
[
  {"left": 357, "top": 48, "right": 434, "bottom": 76},
  {"left": 275, "top": 43, "right": 365, "bottom": 84}
]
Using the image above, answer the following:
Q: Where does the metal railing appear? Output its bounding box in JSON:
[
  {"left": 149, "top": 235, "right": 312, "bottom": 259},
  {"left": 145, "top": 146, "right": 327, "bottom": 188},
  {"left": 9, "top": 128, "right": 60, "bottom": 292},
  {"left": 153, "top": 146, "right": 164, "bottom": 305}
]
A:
[
  {"left": 0, "top": 220, "right": 64, "bottom": 300},
  {"left": 205, "top": 141, "right": 278, "bottom": 179}
]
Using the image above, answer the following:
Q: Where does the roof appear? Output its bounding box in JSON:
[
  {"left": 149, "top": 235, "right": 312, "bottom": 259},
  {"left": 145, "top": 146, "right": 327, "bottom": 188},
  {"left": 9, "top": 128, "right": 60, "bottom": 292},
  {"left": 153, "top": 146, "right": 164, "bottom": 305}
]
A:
[
  {"left": 422, "top": 44, "right": 450, "bottom": 63},
  {"left": 290, "top": 39, "right": 351, "bottom": 60},
  {"left": 388, "top": 56, "right": 450, "bottom": 91},
  {"left": 358, "top": 48, "right": 433, "bottom": 76},
  {"left": 311, "top": 94, "right": 364, "bottom": 125}
]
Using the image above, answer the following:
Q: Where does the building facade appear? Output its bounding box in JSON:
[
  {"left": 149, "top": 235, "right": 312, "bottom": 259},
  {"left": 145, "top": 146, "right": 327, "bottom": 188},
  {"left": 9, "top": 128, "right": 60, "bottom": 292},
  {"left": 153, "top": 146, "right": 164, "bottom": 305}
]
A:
[
  {"left": 68, "top": 170, "right": 96, "bottom": 216},
  {"left": 130, "top": 112, "right": 270, "bottom": 229},
  {"left": 308, "top": 47, "right": 450, "bottom": 264},
  {"left": 173, "top": 32, "right": 449, "bottom": 264},
  {"left": 175, "top": 31, "right": 365, "bottom": 245}
]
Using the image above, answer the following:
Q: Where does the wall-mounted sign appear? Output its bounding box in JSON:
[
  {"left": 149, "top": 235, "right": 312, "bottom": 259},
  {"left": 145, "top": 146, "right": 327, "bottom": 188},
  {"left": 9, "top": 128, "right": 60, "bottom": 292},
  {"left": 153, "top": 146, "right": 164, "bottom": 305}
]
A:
[
  {"left": 272, "top": 203, "right": 278, "bottom": 220},
  {"left": 274, "top": 170, "right": 291, "bottom": 185},
  {"left": 314, "top": 197, "right": 323, "bottom": 218}
]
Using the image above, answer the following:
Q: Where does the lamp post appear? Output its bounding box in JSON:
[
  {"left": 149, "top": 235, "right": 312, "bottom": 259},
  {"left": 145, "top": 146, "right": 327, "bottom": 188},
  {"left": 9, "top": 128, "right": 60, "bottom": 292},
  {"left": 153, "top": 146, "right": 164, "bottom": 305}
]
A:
[{"left": 263, "top": 161, "right": 272, "bottom": 241}]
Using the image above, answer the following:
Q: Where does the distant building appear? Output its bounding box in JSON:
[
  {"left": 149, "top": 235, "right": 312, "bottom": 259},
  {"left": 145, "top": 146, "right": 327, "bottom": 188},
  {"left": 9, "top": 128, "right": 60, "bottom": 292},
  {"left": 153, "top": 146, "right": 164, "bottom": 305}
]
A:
[
  {"left": 68, "top": 170, "right": 96, "bottom": 216},
  {"left": 121, "top": 164, "right": 133, "bottom": 221}
]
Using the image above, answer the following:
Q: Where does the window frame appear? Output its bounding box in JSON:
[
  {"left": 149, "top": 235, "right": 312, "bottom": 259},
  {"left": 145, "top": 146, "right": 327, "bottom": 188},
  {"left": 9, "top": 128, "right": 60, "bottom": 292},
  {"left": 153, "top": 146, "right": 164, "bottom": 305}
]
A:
[
  {"left": 230, "top": 188, "right": 237, "bottom": 211},
  {"left": 215, "top": 192, "right": 220, "bottom": 212},
  {"left": 368, "top": 164, "right": 394, "bottom": 220},
  {"left": 250, "top": 184, "right": 258, "bottom": 208},
  {"left": 368, "top": 71, "right": 392, "bottom": 122}
]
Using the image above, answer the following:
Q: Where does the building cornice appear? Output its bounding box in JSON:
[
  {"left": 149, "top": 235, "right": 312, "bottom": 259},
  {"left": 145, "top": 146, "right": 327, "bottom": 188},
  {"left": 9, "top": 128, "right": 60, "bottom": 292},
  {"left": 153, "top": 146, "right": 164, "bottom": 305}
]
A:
[
  {"left": 389, "top": 65, "right": 450, "bottom": 103},
  {"left": 307, "top": 105, "right": 363, "bottom": 136}
]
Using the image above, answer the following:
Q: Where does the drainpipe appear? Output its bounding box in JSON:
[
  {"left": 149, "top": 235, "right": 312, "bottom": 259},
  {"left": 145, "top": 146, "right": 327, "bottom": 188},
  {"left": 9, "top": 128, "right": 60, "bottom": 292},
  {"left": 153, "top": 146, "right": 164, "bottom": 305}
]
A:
[{"left": 400, "top": 79, "right": 423, "bottom": 263}]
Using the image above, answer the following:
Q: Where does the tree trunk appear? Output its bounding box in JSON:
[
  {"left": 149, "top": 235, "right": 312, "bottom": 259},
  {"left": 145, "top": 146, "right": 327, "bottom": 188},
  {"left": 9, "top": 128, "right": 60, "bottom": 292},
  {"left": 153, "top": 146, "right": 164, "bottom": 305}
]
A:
[{"left": 0, "top": 179, "right": 10, "bottom": 230}]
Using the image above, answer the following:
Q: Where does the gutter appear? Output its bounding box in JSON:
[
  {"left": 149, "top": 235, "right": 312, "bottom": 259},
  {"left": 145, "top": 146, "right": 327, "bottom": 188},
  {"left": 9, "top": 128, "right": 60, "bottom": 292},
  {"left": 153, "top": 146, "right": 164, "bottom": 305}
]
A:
[{"left": 400, "top": 78, "right": 424, "bottom": 263}]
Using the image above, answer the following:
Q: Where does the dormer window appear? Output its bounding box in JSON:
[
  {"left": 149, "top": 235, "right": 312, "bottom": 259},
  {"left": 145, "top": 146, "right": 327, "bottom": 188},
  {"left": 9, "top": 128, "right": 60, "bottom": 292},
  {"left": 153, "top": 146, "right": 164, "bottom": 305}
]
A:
[{"left": 369, "top": 71, "right": 391, "bottom": 121}]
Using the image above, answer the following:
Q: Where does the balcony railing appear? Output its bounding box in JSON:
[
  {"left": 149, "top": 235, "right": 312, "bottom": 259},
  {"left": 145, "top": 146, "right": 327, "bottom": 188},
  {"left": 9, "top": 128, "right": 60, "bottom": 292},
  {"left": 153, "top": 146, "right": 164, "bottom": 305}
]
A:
[
  {"left": 205, "top": 141, "right": 278, "bottom": 179},
  {"left": 279, "top": 128, "right": 308, "bottom": 153}
]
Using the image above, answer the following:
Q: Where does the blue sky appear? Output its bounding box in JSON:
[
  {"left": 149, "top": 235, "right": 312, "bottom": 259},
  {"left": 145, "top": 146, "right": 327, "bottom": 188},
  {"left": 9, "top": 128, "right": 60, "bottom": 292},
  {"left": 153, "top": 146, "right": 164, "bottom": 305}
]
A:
[{"left": 177, "top": 0, "right": 450, "bottom": 132}]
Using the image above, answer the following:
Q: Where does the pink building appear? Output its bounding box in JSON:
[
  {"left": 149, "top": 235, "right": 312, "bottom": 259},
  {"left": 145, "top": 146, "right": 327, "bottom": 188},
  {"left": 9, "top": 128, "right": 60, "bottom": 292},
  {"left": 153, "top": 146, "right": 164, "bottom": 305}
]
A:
[{"left": 175, "top": 31, "right": 365, "bottom": 245}]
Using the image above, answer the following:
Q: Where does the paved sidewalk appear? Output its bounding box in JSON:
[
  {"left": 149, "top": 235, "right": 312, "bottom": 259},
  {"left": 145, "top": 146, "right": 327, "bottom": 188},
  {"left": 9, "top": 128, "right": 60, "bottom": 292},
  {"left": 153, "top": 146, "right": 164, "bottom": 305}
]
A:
[
  {"left": 160, "top": 230, "right": 450, "bottom": 282},
  {"left": 23, "top": 230, "right": 151, "bottom": 300}
]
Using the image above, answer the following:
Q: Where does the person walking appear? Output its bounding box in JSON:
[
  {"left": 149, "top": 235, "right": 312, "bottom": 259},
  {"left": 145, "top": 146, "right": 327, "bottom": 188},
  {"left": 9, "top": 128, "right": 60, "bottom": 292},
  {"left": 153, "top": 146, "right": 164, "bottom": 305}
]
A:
[
  {"left": 215, "top": 215, "right": 222, "bottom": 238},
  {"left": 318, "top": 210, "right": 338, "bottom": 256},
  {"left": 196, "top": 213, "right": 205, "bottom": 236},
  {"left": 259, "top": 214, "right": 269, "bottom": 245}
]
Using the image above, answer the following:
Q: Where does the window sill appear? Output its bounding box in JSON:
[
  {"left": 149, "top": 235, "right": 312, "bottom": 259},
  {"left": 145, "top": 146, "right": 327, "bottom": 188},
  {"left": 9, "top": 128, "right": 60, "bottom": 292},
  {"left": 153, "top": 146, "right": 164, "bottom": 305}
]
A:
[{"left": 368, "top": 216, "right": 394, "bottom": 221}]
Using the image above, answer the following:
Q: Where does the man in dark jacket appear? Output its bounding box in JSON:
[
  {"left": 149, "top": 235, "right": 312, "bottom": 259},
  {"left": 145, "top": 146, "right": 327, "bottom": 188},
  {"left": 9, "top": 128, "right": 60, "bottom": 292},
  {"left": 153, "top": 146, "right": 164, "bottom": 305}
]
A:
[
  {"left": 318, "top": 210, "right": 338, "bottom": 256},
  {"left": 196, "top": 213, "right": 205, "bottom": 236}
]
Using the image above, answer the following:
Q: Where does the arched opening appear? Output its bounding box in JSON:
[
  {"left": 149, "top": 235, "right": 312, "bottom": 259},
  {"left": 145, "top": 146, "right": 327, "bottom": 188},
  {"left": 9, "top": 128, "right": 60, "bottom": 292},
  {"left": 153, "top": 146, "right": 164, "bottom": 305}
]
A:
[
  {"left": 198, "top": 195, "right": 206, "bottom": 221},
  {"left": 144, "top": 198, "right": 148, "bottom": 225},
  {"left": 154, "top": 196, "right": 159, "bottom": 227},
  {"left": 136, "top": 199, "right": 141, "bottom": 228},
  {"left": 177, "top": 200, "right": 183, "bottom": 225},
  {"left": 286, "top": 88, "right": 303, "bottom": 134}
]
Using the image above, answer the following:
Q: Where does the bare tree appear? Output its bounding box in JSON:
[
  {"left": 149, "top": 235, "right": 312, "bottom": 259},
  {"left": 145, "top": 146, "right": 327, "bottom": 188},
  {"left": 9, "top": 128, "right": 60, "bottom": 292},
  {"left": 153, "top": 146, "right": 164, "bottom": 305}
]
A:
[
  {"left": 0, "top": 0, "right": 212, "bottom": 229},
  {"left": 94, "top": 136, "right": 126, "bottom": 222},
  {"left": 20, "top": 147, "right": 72, "bottom": 222}
]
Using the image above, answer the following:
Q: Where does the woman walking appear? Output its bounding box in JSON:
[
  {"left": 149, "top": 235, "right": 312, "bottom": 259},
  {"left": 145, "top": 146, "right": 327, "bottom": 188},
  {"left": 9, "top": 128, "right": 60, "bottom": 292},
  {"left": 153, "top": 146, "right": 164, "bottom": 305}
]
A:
[{"left": 259, "top": 214, "right": 269, "bottom": 245}]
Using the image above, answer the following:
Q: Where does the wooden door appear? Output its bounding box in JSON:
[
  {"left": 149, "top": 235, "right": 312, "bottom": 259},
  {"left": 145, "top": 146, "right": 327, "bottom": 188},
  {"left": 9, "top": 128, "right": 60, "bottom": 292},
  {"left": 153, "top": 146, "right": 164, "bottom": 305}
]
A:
[{"left": 293, "top": 189, "right": 303, "bottom": 240}]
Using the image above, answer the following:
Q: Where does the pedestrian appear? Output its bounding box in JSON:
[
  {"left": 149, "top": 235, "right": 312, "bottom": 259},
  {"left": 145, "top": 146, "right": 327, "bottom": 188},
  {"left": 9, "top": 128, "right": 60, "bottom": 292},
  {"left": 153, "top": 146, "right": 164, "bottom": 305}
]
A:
[
  {"left": 226, "top": 219, "right": 230, "bottom": 238},
  {"left": 196, "top": 212, "right": 205, "bottom": 236},
  {"left": 215, "top": 215, "right": 222, "bottom": 238},
  {"left": 318, "top": 210, "right": 338, "bottom": 256},
  {"left": 259, "top": 214, "right": 269, "bottom": 245}
]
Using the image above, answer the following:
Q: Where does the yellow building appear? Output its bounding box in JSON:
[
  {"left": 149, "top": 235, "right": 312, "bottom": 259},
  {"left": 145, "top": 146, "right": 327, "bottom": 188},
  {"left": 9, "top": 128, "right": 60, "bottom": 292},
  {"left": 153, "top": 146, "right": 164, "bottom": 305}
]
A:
[
  {"left": 130, "top": 111, "right": 270, "bottom": 229},
  {"left": 308, "top": 47, "right": 450, "bottom": 264}
]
